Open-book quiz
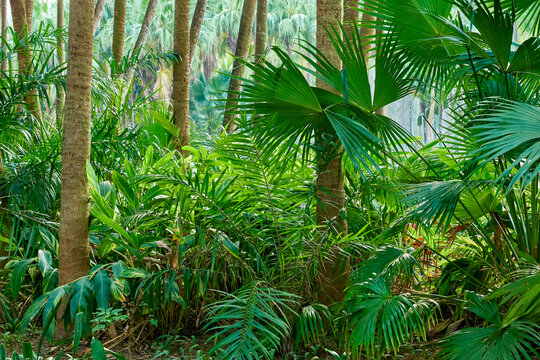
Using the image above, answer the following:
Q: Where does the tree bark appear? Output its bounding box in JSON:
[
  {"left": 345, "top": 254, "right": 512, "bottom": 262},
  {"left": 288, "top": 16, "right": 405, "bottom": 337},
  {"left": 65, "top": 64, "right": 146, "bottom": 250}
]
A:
[
  {"left": 172, "top": 0, "right": 190, "bottom": 153},
  {"left": 315, "top": 0, "right": 350, "bottom": 306},
  {"left": 112, "top": 0, "right": 126, "bottom": 64},
  {"left": 222, "top": 0, "right": 257, "bottom": 132},
  {"left": 58, "top": 0, "right": 94, "bottom": 286},
  {"left": 93, "top": 0, "right": 106, "bottom": 34},
  {"left": 189, "top": 0, "right": 207, "bottom": 64},
  {"left": 10, "top": 0, "right": 41, "bottom": 121},
  {"left": 24, "top": 0, "right": 32, "bottom": 32},
  {"left": 343, "top": 0, "right": 358, "bottom": 39},
  {"left": 122, "top": 0, "right": 158, "bottom": 92},
  {"left": 1, "top": 0, "right": 7, "bottom": 72},
  {"left": 56, "top": 0, "right": 65, "bottom": 124},
  {"left": 254, "top": 0, "right": 267, "bottom": 62}
]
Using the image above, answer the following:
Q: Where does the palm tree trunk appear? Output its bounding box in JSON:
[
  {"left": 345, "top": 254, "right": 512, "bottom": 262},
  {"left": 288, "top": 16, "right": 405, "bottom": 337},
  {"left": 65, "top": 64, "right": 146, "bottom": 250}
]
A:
[
  {"left": 93, "top": 0, "right": 106, "bottom": 34},
  {"left": 112, "top": 0, "right": 126, "bottom": 65},
  {"left": 56, "top": 0, "right": 65, "bottom": 124},
  {"left": 315, "top": 0, "right": 350, "bottom": 306},
  {"left": 1, "top": 0, "right": 7, "bottom": 72},
  {"left": 222, "top": 0, "right": 257, "bottom": 132},
  {"left": 58, "top": 0, "right": 94, "bottom": 286},
  {"left": 189, "top": 0, "right": 207, "bottom": 64},
  {"left": 10, "top": 0, "right": 41, "bottom": 121},
  {"left": 254, "top": 0, "right": 267, "bottom": 62},
  {"left": 172, "top": 0, "right": 190, "bottom": 153},
  {"left": 24, "top": 0, "right": 32, "bottom": 32},
  {"left": 123, "top": 0, "right": 158, "bottom": 92}
]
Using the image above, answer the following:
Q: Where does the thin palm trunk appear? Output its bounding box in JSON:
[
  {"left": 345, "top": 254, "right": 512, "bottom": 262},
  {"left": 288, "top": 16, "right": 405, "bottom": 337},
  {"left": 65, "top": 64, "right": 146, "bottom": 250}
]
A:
[
  {"left": 56, "top": 0, "right": 65, "bottom": 124},
  {"left": 1, "top": 0, "right": 7, "bottom": 72},
  {"left": 316, "top": 0, "right": 350, "bottom": 306},
  {"left": 189, "top": 0, "right": 207, "bottom": 64},
  {"left": 222, "top": 0, "right": 257, "bottom": 132},
  {"left": 93, "top": 0, "right": 106, "bottom": 34},
  {"left": 172, "top": 0, "right": 190, "bottom": 152},
  {"left": 344, "top": 0, "right": 358, "bottom": 38},
  {"left": 10, "top": 0, "right": 41, "bottom": 121},
  {"left": 24, "top": 0, "right": 32, "bottom": 32},
  {"left": 58, "top": 0, "right": 94, "bottom": 286},
  {"left": 112, "top": 0, "right": 126, "bottom": 65},
  {"left": 254, "top": 0, "right": 267, "bottom": 62},
  {"left": 123, "top": 0, "right": 158, "bottom": 91}
]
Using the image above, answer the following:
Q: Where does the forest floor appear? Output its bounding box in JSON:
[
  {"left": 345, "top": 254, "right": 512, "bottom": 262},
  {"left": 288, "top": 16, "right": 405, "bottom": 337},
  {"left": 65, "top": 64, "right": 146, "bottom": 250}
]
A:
[{"left": 1, "top": 328, "right": 437, "bottom": 360}]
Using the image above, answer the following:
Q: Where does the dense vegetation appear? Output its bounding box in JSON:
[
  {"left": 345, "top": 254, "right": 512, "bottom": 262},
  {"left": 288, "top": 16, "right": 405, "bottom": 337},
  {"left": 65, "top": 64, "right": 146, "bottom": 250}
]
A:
[{"left": 1, "top": 0, "right": 540, "bottom": 359}]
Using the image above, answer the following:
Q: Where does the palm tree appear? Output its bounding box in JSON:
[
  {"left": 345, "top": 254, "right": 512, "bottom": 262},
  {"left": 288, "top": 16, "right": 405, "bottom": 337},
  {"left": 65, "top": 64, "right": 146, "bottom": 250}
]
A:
[
  {"left": 112, "top": 0, "right": 126, "bottom": 65},
  {"left": 172, "top": 0, "right": 190, "bottom": 152},
  {"left": 93, "top": 0, "right": 106, "bottom": 33},
  {"left": 222, "top": 0, "right": 257, "bottom": 132},
  {"left": 58, "top": 0, "right": 95, "bottom": 286},
  {"left": 189, "top": 0, "right": 208, "bottom": 64},
  {"left": 56, "top": 0, "right": 65, "bottom": 123},
  {"left": 10, "top": 0, "right": 41, "bottom": 121},
  {"left": 255, "top": 0, "right": 268, "bottom": 62},
  {"left": 1, "top": 0, "right": 7, "bottom": 72}
]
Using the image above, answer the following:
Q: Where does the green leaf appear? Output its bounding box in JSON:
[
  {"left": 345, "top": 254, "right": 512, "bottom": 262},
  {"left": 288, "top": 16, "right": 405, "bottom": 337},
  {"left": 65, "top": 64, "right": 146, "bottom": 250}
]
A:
[
  {"left": 21, "top": 342, "right": 33, "bottom": 359},
  {"left": 112, "top": 171, "right": 138, "bottom": 209},
  {"left": 18, "top": 293, "right": 49, "bottom": 332},
  {"left": 150, "top": 110, "right": 180, "bottom": 137},
  {"left": 10, "top": 259, "right": 35, "bottom": 298},
  {"left": 93, "top": 269, "right": 111, "bottom": 310},
  {"left": 91, "top": 338, "right": 107, "bottom": 360},
  {"left": 120, "top": 268, "right": 147, "bottom": 279},
  {"left": 70, "top": 278, "right": 92, "bottom": 320},
  {"left": 73, "top": 312, "right": 84, "bottom": 356}
]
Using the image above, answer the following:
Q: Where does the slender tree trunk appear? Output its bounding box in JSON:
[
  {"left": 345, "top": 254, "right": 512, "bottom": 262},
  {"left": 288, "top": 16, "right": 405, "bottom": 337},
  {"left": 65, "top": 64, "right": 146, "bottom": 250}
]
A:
[
  {"left": 343, "top": 0, "right": 358, "bottom": 39},
  {"left": 93, "top": 0, "right": 106, "bottom": 34},
  {"left": 254, "top": 0, "right": 267, "bottom": 62},
  {"left": 315, "top": 0, "right": 350, "bottom": 306},
  {"left": 123, "top": 0, "right": 158, "bottom": 90},
  {"left": 0, "top": 154, "right": 10, "bottom": 269},
  {"left": 172, "top": 0, "right": 190, "bottom": 153},
  {"left": 1, "top": 0, "right": 7, "bottom": 72},
  {"left": 112, "top": 0, "right": 126, "bottom": 65},
  {"left": 56, "top": 0, "right": 65, "bottom": 124},
  {"left": 10, "top": 0, "right": 41, "bottom": 121},
  {"left": 24, "top": 0, "right": 32, "bottom": 31},
  {"left": 58, "top": 0, "right": 94, "bottom": 286},
  {"left": 222, "top": 0, "right": 257, "bottom": 132},
  {"left": 189, "top": 0, "right": 207, "bottom": 64}
]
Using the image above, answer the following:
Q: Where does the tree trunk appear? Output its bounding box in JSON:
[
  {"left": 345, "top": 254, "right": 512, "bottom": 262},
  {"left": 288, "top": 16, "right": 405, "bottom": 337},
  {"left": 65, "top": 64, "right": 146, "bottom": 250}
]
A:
[
  {"left": 315, "top": 0, "right": 350, "bottom": 306},
  {"left": 254, "top": 0, "right": 267, "bottom": 62},
  {"left": 1, "top": 0, "right": 7, "bottom": 72},
  {"left": 10, "top": 0, "right": 41, "bottom": 121},
  {"left": 222, "top": 0, "right": 257, "bottom": 132},
  {"left": 24, "top": 0, "right": 32, "bottom": 32},
  {"left": 343, "top": 0, "right": 358, "bottom": 39},
  {"left": 58, "top": 0, "right": 94, "bottom": 286},
  {"left": 172, "top": 0, "right": 190, "bottom": 153},
  {"left": 56, "top": 0, "right": 65, "bottom": 124},
  {"left": 112, "top": 0, "right": 126, "bottom": 64},
  {"left": 189, "top": 0, "right": 207, "bottom": 64},
  {"left": 123, "top": 0, "right": 158, "bottom": 92},
  {"left": 93, "top": 0, "right": 106, "bottom": 34}
]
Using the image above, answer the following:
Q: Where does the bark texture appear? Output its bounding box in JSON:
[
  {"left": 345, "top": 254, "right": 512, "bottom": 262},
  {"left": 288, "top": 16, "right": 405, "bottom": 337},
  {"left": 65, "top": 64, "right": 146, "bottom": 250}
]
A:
[
  {"left": 254, "top": 0, "right": 267, "bottom": 62},
  {"left": 24, "top": 0, "right": 32, "bottom": 32},
  {"left": 56, "top": 0, "right": 65, "bottom": 123},
  {"left": 189, "top": 0, "right": 207, "bottom": 64},
  {"left": 10, "top": 0, "right": 41, "bottom": 120},
  {"left": 93, "top": 0, "right": 106, "bottom": 33},
  {"left": 58, "top": 0, "right": 94, "bottom": 286},
  {"left": 172, "top": 0, "right": 190, "bottom": 152},
  {"left": 315, "top": 0, "right": 350, "bottom": 306},
  {"left": 112, "top": 0, "right": 126, "bottom": 64},
  {"left": 123, "top": 0, "right": 158, "bottom": 91},
  {"left": 316, "top": 0, "right": 345, "bottom": 235},
  {"left": 1, "top": 0, "right": 7, "bottom": 71},
  {"left": 343, "top": 0, "right": 358, "bottom": 39},
  {"left": 222, "top": 0, "right": 257, "bottom": 132}
]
